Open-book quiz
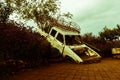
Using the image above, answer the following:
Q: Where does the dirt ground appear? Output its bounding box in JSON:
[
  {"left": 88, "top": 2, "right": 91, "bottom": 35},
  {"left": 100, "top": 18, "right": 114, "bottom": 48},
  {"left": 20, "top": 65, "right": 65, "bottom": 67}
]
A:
[{"left": 10, "top": 58, "right": 120, "bottom": 80}]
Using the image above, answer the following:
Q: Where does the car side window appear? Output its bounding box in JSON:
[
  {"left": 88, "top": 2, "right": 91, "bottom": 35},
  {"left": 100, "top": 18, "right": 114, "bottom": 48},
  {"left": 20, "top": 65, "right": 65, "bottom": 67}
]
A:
[
  {"left": 56, "top": 33, "right": 64, "bottom": 43},
  {"left": 50, "top": 29, "right": 57, "bottom": 37}
]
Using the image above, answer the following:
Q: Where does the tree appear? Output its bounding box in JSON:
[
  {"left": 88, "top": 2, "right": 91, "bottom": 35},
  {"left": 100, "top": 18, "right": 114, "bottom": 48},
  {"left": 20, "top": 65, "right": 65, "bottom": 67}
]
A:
[
  {"left": 0, "top": 2, "right": 13, "bottom": 23},
  {"left": 56, "top": 12, "right": 73, "bottom": 26},
  {"left": 5, "top": 0, "right": 60, "bottom": 30},
  {"left": 63, "top": 12, "right": 73, "bottom": 19},
  {"left": 81, "top": 33, "right": 94, "bottom": 43},
  {"left": 99, "top": 26, "right": 119, "bottom": 41},
  {"left": 116, "top": 24, "right": 120, "bottom": 36}
]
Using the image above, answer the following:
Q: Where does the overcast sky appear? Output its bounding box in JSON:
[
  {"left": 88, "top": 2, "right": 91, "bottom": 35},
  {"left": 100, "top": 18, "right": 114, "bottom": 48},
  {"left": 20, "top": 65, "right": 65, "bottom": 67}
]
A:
[{"left": 60, "top": 0, "right": 120, "bottom": 35}]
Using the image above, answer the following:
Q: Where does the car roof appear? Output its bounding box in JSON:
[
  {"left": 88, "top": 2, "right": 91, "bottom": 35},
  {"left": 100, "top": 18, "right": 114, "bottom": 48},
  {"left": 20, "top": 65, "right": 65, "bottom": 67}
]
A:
[{"left": 51, "top": 27, "right": 80, "bottom": 36}]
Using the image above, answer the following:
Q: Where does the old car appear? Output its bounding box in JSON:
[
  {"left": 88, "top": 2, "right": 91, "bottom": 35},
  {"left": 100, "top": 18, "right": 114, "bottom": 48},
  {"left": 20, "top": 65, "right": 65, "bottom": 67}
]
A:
[
  {"left": 44, "top": 26, "right": 101, "bottom": 63},
  {"left": 112, "top": 48, "right": 120, "bottom": 59}
]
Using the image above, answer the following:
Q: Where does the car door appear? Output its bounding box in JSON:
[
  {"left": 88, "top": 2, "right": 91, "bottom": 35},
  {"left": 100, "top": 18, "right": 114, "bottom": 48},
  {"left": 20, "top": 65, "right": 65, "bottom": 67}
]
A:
[{"left": 54, "top": 33, "right": 65, "bottom": 54}]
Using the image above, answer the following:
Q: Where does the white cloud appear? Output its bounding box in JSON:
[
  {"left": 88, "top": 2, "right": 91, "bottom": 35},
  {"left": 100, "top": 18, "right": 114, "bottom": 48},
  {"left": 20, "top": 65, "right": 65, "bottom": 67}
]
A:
[
  {"left": 60, "top": 0, "right": 120, "bottom": 35},
  {"left": 60, "top": 0, "right": 100, "bottom": 15}
]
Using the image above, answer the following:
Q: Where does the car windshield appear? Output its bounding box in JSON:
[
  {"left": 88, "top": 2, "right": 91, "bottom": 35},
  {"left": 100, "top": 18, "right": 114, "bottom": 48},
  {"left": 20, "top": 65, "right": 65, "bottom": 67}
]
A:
[{"left": 65, "top": 35, "right": 81, "bottom": 45}]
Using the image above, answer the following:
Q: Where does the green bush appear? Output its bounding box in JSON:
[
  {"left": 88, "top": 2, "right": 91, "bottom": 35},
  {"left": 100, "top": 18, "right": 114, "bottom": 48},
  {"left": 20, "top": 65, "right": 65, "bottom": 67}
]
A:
[
  {"left": 81, "top": 33, "right": 120, "bottom": 57},
  {"left": 0, "top": 22, "right": 52, "bottom": 75}
]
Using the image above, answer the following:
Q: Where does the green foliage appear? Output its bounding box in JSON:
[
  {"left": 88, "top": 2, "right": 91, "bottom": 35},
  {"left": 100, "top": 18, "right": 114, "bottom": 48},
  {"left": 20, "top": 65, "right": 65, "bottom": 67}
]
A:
[
  {"left": 0, "top": 2, "right": 13, "bottom": 23},
  {"left": 3, "top": 0, "right": 74, "bottom": 32},
  {"left": 82, "top": 25, "right": 120, "bottom": 57},
  {"left": 81, "top": 32, "right": 120, "bottom": 57},
  {"left": 62, "top": 12, "right": 73, "bottom": 19},
  {"left": 5, "top": 0, "right": 60, "bottom": 29},
  {"left": 0, "top": 22, "right": 52, "bottom": 70},
  {"left": 99, "top": 25, "right": 120, "bottom": 40},
  {"left": 81, "top": 33, "right": 102, "bottom": 45}
]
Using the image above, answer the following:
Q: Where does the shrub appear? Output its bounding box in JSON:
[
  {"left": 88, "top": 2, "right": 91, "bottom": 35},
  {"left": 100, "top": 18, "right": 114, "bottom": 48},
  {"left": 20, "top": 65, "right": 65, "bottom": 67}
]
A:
[
  {"left": 0, "top": 22, "right": 52, "bottom": 76},
  {"left": 81, "top": 33, "right": 119, "bottom": 57}
]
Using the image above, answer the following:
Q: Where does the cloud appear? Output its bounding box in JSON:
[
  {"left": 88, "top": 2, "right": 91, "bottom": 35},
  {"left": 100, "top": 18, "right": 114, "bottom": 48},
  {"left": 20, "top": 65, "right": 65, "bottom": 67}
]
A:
[
  {"left": 72, "top": 0, "right": 120, "bottom": 35},
  {"left": 60, "top": 0, "right": 100, "bottom": 15}
]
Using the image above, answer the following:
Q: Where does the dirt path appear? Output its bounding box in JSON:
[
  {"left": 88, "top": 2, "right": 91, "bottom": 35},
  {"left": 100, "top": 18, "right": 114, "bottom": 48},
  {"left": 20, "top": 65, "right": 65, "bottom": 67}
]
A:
[{"left": 10, "top": 58, "right": 120, "bottom": 80}]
